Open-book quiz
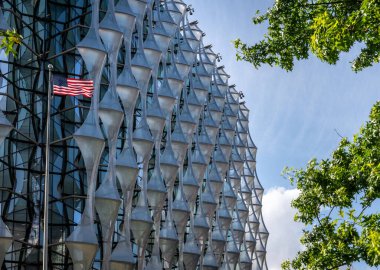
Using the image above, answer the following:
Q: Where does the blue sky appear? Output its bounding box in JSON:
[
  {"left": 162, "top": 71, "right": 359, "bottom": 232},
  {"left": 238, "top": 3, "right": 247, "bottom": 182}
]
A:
[
  {"left": 190, "top": 0, "right": 380, "bottom": 189},
  {"left": 189, "top": 1, "right": 380, "bottom": 269}
]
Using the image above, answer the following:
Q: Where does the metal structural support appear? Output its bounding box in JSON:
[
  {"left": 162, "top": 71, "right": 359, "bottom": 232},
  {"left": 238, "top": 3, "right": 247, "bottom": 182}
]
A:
[{"left": 0, "top": 0, "right": 269, "bottom": 269}]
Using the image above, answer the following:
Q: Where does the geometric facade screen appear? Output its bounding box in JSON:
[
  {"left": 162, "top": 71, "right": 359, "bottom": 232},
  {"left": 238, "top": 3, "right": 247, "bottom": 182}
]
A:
[{"left": 0, "top": 0, "right": 268, "bottom": 269}]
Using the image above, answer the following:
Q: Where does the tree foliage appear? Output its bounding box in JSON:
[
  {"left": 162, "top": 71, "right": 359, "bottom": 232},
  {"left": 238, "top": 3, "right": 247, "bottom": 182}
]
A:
[
  {"left": 234, "top": 0, "right": 380, "bottom": 72},
  {"left": 0, "top": 29, "right": 22, "bottom": 55},
  {"left": 234, "top": 1, "right": 380, "bottom": 268},
  {"left": 282, "top": 101, "right": 380, "bottom": 269}
]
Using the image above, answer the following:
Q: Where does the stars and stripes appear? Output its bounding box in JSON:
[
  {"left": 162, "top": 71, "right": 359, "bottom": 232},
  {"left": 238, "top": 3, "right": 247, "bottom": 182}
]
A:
[{"left": 52, "top": 74, "right": 94, "bottom": 98}]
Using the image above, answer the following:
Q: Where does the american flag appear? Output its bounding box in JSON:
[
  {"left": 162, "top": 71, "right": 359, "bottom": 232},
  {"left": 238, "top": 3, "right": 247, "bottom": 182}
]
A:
[{"left": 53, "top": 75, "right": 94, "bottom": 98}]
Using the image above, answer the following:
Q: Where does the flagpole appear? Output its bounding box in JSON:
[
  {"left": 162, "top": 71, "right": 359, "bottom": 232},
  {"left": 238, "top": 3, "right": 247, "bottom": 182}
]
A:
[{"left": 43, "top": 64, "right": 53, "bottom": 270}]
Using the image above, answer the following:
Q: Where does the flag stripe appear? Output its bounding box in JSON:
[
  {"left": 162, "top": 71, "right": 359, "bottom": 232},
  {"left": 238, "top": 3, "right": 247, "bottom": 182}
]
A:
[
  {"left": 53, "top": 86, "right": 93, "bottom": 93},
  {"left": 54, "top": 91, "right": 93, "bottom": 98},
  {"left": 54, "top": 87, "right": 92, "bottom": 95},
  {"left": 53, "top": 90, "right": 92, "bottom": 95},
  {"left": 54, "top": 89, "right": 92, "bottom": 98}
]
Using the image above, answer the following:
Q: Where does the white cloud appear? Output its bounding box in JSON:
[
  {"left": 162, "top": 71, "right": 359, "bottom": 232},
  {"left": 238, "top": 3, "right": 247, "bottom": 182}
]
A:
[{"left": 262, "top": 187, "right": 303, "bottom": 270}]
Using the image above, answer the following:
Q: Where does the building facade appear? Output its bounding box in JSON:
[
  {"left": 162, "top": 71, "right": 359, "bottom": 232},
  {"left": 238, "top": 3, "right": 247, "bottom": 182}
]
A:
[{"left": 0, "top": 0, "right": 268, "bottom": 269}]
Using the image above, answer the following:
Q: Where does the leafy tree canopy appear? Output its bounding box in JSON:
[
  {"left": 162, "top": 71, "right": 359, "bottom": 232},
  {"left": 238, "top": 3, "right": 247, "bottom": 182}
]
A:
[
  {"left": 282, "top": 101, "right": 380, "bottom": 269},
  {"left": 234, "top": 0, "right": 380, "bottom": 72},
  {"left": 234, "top": 1, "right": 380, "bottom": 269},
  {"left": 0, "top": 29, "right": 22, "bottom": 55}
]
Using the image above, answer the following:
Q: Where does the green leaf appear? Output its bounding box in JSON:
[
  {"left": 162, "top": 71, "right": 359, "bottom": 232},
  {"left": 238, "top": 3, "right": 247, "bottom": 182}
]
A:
[{"left": 0, "top": 29, "right": 22, "bottom": 57}]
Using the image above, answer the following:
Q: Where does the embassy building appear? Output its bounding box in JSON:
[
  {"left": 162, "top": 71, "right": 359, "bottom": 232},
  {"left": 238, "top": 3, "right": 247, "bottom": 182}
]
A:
[{"left": 0, "top": 0, "right": 268, "bottom": 269}]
